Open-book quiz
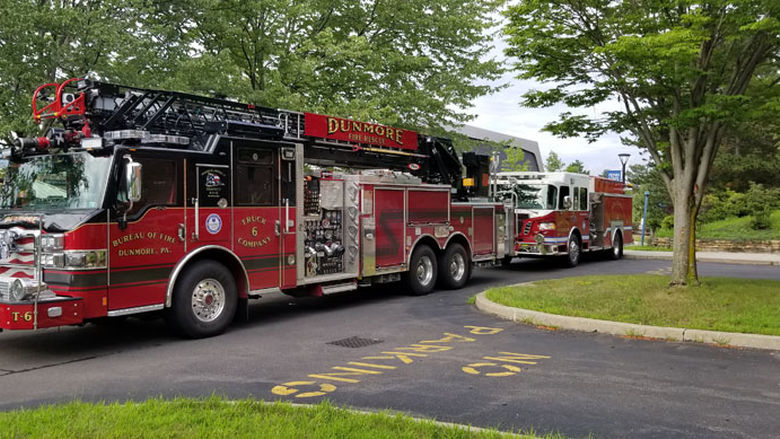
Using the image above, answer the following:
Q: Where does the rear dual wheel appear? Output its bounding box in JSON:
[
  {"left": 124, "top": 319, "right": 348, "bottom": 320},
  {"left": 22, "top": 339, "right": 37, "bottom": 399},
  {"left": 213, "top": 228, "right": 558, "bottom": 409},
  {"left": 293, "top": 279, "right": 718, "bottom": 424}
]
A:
[
  {"left": 405, "top": 245, "right": 438, "bottom": 296},
  {"left": 438, "top": 243, "right": 470, "bottom": 290}
]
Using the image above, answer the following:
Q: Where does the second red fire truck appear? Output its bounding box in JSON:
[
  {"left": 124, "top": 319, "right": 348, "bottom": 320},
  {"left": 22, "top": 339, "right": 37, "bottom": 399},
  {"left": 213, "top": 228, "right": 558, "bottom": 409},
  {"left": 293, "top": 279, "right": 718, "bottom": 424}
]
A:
[
  {"left": 0, "top": 79, "right": 506, "bottom": 338},
  {"left": 495, "top": 171, "right": 633, "bottom": 267}
]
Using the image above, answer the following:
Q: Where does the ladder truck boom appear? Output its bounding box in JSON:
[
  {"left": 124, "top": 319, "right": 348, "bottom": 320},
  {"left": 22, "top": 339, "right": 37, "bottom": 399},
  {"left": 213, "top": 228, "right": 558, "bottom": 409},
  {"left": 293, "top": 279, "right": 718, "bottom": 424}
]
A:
[{"left": 14, "top": 79, "right": 473, "bottom": 194}]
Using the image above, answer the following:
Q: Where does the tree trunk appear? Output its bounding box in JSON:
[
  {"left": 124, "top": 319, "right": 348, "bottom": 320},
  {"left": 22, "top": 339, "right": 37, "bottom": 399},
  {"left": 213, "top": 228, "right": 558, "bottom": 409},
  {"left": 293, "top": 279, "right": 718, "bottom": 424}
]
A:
[{"left": 670, "top": 185, "right": 699, "bottom": 286}]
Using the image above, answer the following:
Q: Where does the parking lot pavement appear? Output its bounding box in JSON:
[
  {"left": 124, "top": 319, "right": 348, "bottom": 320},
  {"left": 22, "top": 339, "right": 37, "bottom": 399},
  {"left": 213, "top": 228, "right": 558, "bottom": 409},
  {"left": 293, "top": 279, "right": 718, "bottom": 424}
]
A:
[{"left": 1, "top": 257, "right": 779, "bottom": 438}]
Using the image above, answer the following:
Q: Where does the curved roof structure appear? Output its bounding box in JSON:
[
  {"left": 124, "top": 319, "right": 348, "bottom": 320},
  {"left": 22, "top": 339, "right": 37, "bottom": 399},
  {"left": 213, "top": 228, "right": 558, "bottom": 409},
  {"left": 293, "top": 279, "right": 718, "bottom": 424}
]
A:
[{"left": 454, "top": 124, "right": 544, "bottom": 172}]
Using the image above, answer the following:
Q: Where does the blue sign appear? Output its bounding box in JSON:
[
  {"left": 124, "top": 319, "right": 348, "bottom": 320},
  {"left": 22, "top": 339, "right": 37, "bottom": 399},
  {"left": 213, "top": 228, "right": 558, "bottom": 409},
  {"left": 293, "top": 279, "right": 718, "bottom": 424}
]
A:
[{"left": 606, "top": 170, "right": 622, "bottom": 182}]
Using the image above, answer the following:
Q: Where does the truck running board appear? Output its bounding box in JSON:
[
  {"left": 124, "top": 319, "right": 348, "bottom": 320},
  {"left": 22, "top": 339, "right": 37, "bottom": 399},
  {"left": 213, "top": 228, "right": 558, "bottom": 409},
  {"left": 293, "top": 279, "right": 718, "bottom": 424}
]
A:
[{"left": 320, "top": 281, "right": 358, "bottom": 295}]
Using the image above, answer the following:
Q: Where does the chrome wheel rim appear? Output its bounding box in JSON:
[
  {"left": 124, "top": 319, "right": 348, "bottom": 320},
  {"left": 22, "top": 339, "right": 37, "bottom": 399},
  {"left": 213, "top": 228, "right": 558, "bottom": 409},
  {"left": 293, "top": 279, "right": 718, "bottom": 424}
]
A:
[
  {"left": 416, "top": 255, "right": 434, "bottom": 287},
  {"left": 613, "top": 239, "right": 621, "bottom": 257},
  {"left": 191, "top": 278, "right": 225, "bottom": 323},
  {"left": 569, "top": 239, "right": 580, "bottom": 262},
  {"left": 449, "top": 253, "right": 466, "bottom": 282}
]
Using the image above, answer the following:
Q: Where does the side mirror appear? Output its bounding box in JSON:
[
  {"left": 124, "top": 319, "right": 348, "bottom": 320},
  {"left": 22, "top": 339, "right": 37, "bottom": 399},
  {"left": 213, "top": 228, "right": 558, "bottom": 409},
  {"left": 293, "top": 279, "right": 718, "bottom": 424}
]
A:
[
  {"left": 125, "top": 161, "right": 142, "bottom": 203},
  {"left": 563, "top": 195, "right": 572, "bottom": 210}
]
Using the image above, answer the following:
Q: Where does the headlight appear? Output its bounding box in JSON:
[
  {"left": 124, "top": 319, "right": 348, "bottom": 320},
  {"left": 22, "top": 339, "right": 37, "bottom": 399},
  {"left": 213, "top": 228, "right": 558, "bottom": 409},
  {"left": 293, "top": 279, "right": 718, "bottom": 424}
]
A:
[
  {"left": 42, "top": 253, "right": 65, "bottom": 268},
  {"left": 40, "top": 234, "right": 64, "bottom": 252},
  {"left": 9, "top": 279, "right": 27, "bottom": 302},
  {"left": 538, "top": 222, "right": 556, "bottom": 231},
  {"left": 64, "top": 250, "right": 106, "bottom": 269}
]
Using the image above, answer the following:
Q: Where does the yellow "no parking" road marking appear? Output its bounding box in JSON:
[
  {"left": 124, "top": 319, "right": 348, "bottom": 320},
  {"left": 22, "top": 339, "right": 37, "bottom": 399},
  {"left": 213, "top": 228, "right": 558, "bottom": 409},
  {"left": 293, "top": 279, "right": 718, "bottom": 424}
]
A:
[
  {"left": 461, "top": 352, "right": 550, "bottom": 377},
  {"left": 271, "top": 325, "right": 505, "bottom": 398},
  {"left": 462, "top": 362, "right": 523, "bottom": 377}
]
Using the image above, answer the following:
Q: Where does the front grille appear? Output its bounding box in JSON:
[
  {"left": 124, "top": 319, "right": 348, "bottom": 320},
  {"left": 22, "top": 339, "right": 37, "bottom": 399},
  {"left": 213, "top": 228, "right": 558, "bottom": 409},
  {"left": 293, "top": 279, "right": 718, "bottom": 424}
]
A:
[
  {"left": 0, "top": 227, "right": 42, "bottom": 302},
  {"left": 0, "top": 279, "right": 9, "bottom": 301}
]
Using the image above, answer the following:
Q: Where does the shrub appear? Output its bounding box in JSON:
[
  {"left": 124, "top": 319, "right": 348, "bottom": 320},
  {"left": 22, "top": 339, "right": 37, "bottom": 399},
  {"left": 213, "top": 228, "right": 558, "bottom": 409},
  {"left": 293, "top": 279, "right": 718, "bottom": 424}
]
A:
[
  {"left": 745, "top": 183, "right": 780, "bottom": 230},
  {"left": 661, "top": 214, "right": 674, "bottom": 230},
  {"left": 699, "top": 189, "right": 747, "bottom": 223}
]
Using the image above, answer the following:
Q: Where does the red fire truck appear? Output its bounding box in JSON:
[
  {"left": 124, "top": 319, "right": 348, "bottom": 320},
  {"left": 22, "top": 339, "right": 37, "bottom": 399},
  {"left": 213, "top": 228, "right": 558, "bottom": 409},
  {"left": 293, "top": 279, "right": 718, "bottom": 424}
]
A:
[
  {"left": 0, "top": 79, "right": 506, "bottom": 338},
  {"left": 495, "top": 171, "right": 632, "bottom": 267}
]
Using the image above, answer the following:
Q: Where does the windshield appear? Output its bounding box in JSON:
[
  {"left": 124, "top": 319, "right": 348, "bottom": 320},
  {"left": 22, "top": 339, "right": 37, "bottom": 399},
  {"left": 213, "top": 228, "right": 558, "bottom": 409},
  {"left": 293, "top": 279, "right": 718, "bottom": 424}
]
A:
[
  {"left": 0, "top": 153, "right": 110, "bottom": 210},
  {"left": 497, "top": 183, "right": 557, "bottom": 209}
]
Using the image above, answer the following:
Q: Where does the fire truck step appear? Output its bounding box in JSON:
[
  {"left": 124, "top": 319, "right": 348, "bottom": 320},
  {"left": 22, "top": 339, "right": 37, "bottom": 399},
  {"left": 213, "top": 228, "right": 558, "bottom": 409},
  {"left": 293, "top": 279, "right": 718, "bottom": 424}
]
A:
[{"left": 321, "top": 282, "right": 358, "bottom": 295}]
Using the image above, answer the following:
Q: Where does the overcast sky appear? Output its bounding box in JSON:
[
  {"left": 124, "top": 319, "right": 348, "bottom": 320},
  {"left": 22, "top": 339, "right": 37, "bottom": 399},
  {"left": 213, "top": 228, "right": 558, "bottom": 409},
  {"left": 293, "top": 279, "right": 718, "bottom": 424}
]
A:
[{"left": 467, "top": 29, "right": 644, "bottom": 175}]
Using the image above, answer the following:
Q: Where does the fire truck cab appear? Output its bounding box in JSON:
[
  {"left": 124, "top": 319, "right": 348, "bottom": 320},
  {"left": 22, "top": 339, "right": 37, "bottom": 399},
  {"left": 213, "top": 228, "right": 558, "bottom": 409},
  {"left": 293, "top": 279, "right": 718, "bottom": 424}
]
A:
[
  {"left": 497, "top": 171, "right": 633, "bottom": 267},
  {"left": 0, "top": 79, "right": 505, "bottom": 338}
]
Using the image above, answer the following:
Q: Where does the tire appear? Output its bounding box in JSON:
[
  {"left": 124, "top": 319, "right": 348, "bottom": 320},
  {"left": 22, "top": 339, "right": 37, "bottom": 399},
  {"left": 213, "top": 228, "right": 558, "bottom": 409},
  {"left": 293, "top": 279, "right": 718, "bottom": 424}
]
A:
[
  {"left": 565, "top": 235, "right": 581, "bottom": 268},
  {"left": 405, "top": 245, "right": 438, "bottom": 296},
  {"left": 167, "top": 260, "right": 238, "bottom": 338},
  {"left": 609, "top": 232, "right": 623, "bottom": 260},
  {"left": 438, "top": 243, "right": 470, "bottom": 290}
]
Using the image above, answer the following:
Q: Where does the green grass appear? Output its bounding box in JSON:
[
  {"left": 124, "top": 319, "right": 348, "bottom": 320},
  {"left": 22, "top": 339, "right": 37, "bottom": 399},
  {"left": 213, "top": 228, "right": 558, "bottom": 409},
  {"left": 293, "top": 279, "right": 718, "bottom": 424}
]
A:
[
  {"left": 486, "top": 275, "right": 780, "bottom": 336},
  {"left": 655, "top": 210, "right": 780, "bottom": 240},
  {"left": 466, "top": 294, "right": 477, "bottom": 304},
  {"left": 0, "top": 397, "right": 563, "bottom": 439}
]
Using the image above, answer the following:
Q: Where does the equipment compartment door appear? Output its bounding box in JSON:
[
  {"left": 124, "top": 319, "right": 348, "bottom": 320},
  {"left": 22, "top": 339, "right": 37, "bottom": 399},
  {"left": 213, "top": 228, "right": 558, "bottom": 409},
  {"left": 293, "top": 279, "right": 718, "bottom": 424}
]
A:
[
  {"left": 374, "top": 188, "right": 405, "bottom": 268},
  {"left": 472, "top": 206, "right": 496, "bottom": 255},
  {"left": 231, "top": 141, "right": 282, "bottom": 291}
]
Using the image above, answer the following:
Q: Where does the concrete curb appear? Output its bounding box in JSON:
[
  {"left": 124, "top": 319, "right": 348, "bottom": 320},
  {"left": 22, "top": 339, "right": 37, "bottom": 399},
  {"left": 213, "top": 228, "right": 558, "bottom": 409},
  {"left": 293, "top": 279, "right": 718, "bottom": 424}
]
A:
[
  {"left": 624, "top": 250, "right": 780, "bottom": 266},
  {"left": 475, "top": 289, "right": 780, "bottom": 351}
]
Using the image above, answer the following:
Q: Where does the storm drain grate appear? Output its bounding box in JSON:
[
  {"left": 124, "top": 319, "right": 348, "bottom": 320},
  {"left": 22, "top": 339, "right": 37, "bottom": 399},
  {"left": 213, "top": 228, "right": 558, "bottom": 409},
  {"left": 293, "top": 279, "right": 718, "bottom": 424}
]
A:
[{"left": 327, "top": 336, "right": 384, "bottom": 349}]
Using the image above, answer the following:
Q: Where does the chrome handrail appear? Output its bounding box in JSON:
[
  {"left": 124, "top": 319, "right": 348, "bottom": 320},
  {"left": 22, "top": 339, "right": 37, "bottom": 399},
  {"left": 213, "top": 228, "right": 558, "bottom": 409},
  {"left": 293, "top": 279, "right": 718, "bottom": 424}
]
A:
[{"left": 34, "top": 215, "right": 42, "bottom": 330}]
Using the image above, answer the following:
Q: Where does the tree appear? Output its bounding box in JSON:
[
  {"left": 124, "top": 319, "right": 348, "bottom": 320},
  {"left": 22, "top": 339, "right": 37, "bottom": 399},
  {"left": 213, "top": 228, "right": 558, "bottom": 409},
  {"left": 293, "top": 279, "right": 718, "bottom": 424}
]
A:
[
  {"left": 0, "top": 0, "right": 192, "bottom": 142},
  {"left": 177, "top": 0, "right": 505, "bottom": 131},
  {"left": 0, "top": 0, "right": 505, "bottom": 141},
  {"left": 545, "top": 151, "right": 565, "bottom": 171},
  {"left": 505, "top": 0, "right": 780, "bottom": 285},
  {"left": 502, "top": 146, "right": 528, "bottom": 171},
  {"left": 565, "top": 160, "right": 589, "bottom": 175},
  {"left": 628, "top": 163, "right": 671, "bottom": 231}
]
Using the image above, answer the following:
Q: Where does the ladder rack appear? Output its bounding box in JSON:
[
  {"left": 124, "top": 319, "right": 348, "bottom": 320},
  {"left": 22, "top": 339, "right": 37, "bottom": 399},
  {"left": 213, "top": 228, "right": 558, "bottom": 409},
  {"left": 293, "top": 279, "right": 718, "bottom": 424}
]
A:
[{"left": 23, "top": 78, "right": 469, "bottom": 189}]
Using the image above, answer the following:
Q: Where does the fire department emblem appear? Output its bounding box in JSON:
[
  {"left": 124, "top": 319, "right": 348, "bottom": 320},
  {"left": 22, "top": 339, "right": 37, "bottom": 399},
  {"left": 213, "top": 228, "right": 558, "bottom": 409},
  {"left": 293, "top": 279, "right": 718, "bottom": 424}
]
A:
[
  {"left": 205, "top": 172, "right": 223, "bottom": 187},
  {"left": 205, "top": 214, "right": 222, "bottom": 234}
]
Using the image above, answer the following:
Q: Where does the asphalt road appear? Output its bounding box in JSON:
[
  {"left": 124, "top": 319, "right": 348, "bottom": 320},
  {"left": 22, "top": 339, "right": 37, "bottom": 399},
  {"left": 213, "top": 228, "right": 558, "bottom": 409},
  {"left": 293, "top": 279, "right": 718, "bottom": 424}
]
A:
[{"left": 1, "top": 256, "right": 779, "bottom": 438}]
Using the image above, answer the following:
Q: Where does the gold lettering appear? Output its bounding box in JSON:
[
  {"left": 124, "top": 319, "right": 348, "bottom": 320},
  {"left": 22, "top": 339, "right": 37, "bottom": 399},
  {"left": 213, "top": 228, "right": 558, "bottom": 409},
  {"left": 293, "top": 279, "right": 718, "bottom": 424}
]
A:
[{"left": 327, "top": 118, "right": 338, "bottom": 134}]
